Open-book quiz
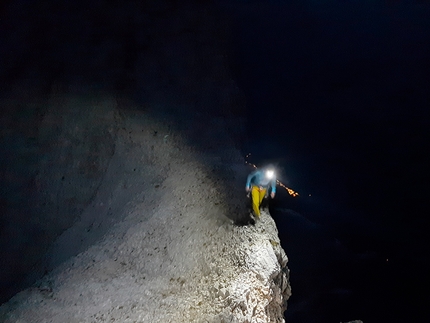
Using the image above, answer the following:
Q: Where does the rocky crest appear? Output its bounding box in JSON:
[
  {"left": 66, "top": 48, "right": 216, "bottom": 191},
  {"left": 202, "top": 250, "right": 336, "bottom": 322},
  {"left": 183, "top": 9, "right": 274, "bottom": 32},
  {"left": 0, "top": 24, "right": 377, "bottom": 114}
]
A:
[
  {"left": 1, "top": 104, "right": 291, "bottom": 322},
  {"left": 0, "top": 0, "right": 291, "bottom": 321}
]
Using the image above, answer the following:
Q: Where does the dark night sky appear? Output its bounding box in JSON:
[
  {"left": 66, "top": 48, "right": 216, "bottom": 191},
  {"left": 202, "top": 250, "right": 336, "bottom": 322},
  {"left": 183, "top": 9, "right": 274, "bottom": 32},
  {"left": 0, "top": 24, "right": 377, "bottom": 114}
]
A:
[
  {"left": 222, "top": 0, "right": 430, "bottom": 209},
  {"left": 220, "top": 0, "right": 430, "bottom": 223},
  {"left": 219, "top": 0, "right": 430, "bottom": 322},
  {"left": 1, "top": 0, "right": 430, "bottom": 322}
]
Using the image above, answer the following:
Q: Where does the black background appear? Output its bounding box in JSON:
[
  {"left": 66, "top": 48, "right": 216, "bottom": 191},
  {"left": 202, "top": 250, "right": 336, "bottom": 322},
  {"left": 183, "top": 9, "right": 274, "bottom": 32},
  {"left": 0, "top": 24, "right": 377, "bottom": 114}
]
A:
[{"left": 222, "top": 1, "right": 430, "bottom": 322}]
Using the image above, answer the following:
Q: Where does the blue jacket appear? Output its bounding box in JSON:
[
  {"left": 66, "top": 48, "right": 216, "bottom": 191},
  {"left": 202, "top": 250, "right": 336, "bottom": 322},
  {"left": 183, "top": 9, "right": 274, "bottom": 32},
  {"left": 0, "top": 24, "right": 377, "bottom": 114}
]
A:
[{"left": 246, "top": 169, "right": 276, "bottom": 193}]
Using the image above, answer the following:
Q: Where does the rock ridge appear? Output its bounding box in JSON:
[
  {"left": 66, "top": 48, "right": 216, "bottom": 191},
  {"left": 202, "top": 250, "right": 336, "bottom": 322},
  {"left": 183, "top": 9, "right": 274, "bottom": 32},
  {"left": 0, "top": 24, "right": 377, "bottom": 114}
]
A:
[{"left": 0, "top": 107, "right": 291, "bottom": 322}]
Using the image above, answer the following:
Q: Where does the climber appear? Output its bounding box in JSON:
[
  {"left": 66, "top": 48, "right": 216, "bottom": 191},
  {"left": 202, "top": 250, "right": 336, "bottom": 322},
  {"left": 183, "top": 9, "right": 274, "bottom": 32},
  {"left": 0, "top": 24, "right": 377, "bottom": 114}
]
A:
[{"left": 245, "top": 165, "right": 276, "bottom": 219}]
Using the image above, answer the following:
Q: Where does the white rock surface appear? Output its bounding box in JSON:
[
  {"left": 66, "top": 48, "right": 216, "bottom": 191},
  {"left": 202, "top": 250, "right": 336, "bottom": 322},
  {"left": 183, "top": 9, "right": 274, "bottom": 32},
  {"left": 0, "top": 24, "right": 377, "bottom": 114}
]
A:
[{"left": 0, "top": 108, "right": 291, "bottom": 323}]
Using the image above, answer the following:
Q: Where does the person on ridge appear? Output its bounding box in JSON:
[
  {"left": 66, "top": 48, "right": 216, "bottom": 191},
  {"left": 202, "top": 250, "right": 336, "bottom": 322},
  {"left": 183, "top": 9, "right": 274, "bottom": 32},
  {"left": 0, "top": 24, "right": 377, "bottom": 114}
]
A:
[{"left": 245, "top": 165, "right": 276, "bottom": 219}]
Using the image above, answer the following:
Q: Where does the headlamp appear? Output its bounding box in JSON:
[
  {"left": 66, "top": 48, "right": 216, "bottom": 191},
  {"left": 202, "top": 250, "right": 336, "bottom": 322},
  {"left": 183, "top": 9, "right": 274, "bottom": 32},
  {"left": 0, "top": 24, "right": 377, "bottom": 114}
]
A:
[{"left": 266, "top": 170, "right": 274, "bottom": 179}]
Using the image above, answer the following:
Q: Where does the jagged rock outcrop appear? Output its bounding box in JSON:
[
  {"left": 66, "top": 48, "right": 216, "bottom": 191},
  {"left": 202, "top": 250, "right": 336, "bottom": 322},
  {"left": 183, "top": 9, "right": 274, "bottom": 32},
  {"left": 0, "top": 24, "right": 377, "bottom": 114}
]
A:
[
  {"left": 0, "top": 0, "right": 244, "bottom": 302},
  {"left": 0, "top": 105, "right": 291, "bottom": 322},
  {"left": 0, "top": 0, "right": 291, "bottom": 321}
]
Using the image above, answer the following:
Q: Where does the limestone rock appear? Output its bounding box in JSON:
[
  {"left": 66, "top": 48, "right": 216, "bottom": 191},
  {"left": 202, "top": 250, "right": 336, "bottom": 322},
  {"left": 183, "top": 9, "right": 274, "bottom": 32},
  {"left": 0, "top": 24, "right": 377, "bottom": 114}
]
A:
[{"left": 0, "top": 107, "right": 291, "bottom": 323}]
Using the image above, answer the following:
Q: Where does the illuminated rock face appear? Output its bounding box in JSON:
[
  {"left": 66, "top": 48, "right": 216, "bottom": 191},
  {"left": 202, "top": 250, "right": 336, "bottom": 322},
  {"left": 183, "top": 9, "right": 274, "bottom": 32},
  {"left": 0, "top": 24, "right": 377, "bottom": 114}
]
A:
[
  {"left": 0, "top": 0, "right": 245, "bottom": 304},
  {"left": 0, "top": 0, "right": 290, "bottom": 321},
  {"left": 0, "top": 106, "right": 290, "bottom": 322}
]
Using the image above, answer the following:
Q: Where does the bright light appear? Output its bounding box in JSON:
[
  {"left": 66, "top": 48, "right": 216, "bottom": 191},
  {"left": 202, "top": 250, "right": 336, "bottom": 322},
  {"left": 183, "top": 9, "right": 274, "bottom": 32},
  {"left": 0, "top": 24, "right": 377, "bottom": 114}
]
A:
[
  {"left": 245, "top": 154, "right": 299, "bottom": 197},
  {"left": 266, "top": 170, "right": 274, "bottom": 179}
]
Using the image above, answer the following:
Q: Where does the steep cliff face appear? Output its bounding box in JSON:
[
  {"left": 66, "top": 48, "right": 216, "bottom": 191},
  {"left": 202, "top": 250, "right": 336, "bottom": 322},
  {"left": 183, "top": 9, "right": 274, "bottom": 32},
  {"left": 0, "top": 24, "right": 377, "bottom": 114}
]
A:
[
  {"left": 0, "top": 105, "right": 291, "bottom": 322},
  {"left": 0, "top": 0, "right": 243, "bottom": 302},
  {"left": 0, "top": 0, "right": 291, "bottom": 321}
]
